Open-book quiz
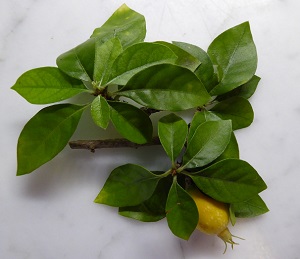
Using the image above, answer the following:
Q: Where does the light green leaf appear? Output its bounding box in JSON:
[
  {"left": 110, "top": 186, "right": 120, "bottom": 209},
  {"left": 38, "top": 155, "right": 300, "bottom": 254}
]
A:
[
  {"left": 108, "top": 101, "right": 153, "bottom": 144},
  {"left": 208, "top": 22, "right": 257, "bottom": 95},
  {"left": 158, "top": 113, "right": 188, "bottom": 163},
  {"left": 229, "top": 206, "right": 237, "bottom": 226},
  {"left": 118, "top": 64, "right": 211, "bottom": 111},
  {"left": 166, "top": 178, "right": 199, "bottom": 240},
  {"left": 11, "top": 67, "right": 88, "bottom": 104},
  {"left": 94, "top": 164, "right": 160, "bottom": 207},
  {"left": 16, "top": 104, "right": 87, "bottom": 175},
  {"left": 91, "top": 4, "right": 146, "bottom": 48},
  {"left": 189, "top": 159, "right": 267, "bottom": 203},
  {"left": 183, "top": 120, "right": 232, "bottom": 169},
  {"left": 91, "top": 96, "right": 110, "bottom": 129},
  {"left": 214, "top": 132, "right": 239, "bottom": 162}
]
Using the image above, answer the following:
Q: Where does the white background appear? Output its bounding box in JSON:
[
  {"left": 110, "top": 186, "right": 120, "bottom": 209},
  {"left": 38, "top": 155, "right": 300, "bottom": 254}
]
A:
[{"left": 1, "top": 0, "right": 300, "bottom": 258}]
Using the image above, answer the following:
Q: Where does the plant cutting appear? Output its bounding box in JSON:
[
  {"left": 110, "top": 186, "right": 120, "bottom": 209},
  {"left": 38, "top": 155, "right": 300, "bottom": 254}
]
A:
[{"left": 11, "top": 4, "right": 269, "bottom": 252}]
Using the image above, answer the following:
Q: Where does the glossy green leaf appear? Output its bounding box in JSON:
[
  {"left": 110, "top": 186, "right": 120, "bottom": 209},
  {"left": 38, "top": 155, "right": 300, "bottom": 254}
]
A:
[
  {"left": 94, "top": 37, "right": 123, "bottom": 85},
  {"left": 11, "top": 67, "right": 88, "bottom": 104},
  {"left": 166, "top": 178, "right": 199, "bottom": 240},
  {"left": 119, "top": 174, "right": 172, "bottom": 222},
  {"left": 91, "top": 96, "right": 110, "bottom": 129},
  {"left": 214, "top": 132, "right": 239, "bottom": 162},
  {"left": 210, "top": 96, "right": 254, "bottom": 130},
  {"left": 231, "top": 194, "right": 269, "bottom": 218},
  {"left": 172, "top": 41, "right": 217, "bottom": 92},
  {"left": 208, "top": 22, "right": 257, "bottom": 95},
  {"left": 118, "top": 64, "right": 211, "bottom": 111},
  {"left": 16, "top": 104, "right": 87, "bottom": 175},
  {"left": 183, "top": 120, "right": 232, "bottom": 169},
  {"left": 108, "top": 42, "right": 178, "bottom": 85},
  {"left": 187, "top": 111, "right": 206, "bottom": 144},
  {"left": 158, "top": 113, "right": 188, "bottom": 163},
  {"left": 156, "top": 41, "right": 201, "bottom": 71},
  {"left": 108, "top": 101, "right": 153, "bottom": 144},
  {"left": 190, "top": 159, "right": 267, "bottom": 203},
  {"left": 90, "top": 4, "right": 146, "bottom": 48},
  {"left": 94, "top": 164, "right": 160, "bottom": 207}
]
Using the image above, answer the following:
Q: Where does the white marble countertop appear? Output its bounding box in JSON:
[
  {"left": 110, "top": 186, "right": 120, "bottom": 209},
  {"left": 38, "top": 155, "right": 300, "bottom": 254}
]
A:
[{"left": 1, "top": 0, "right": 300, "bottom": 258}]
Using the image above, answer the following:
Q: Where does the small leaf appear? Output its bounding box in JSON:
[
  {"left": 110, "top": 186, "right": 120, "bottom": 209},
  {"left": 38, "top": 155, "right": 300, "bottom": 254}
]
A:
[
  {"left": 187, "top": 111, "right": 207, "bottom": 144},
  {"left": 16, "top": 104, "right": 87, "bottom": 175},
  {"left": 94, "top": 164, "right": 160, "bottom": 207},
  {"left": 158, "top": 113, "right": 188, "bottom": 163},
  {"left": 166, "top": 178, "right": 199, "bottom": 240},
  {"left": 229, "top": 206, "right": 237, "bottom": 226},
  {"left": 208, "top": 22, "right": 257, "bottom": 95},
  {"left": 91, "top": 96, "right": 110, "bottom": 129},
  {"left": 118, "top": 64, "right": 211, "bottom": 111},
  {"left": 183, "top": 120, "right": 232, "bottom": 169},
  {"left": 108, "top": 42, "right": 178, "bottom": 85},
  {"left": 11, "top": 67, "right": 88, "bottom": 104},
  {"left": 108, "top": 101, "right": 153, "bottom": 144},
  {"left": 209, "top": 96, "right": 254, "bottom": 130},
  {"left": 90, "top": 4, "right": 146, "bottom": 48},
  {"left": 189, "top": 159, "right": 267, "bottom": 203},
  {"left": 231, "top": 195, "right": 269, "bottom": 218}
]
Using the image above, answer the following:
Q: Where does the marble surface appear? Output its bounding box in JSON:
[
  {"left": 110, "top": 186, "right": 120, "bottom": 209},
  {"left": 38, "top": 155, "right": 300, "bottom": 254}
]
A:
[{"left": 1, "top": 0, "right": 300, "bottom": 258}]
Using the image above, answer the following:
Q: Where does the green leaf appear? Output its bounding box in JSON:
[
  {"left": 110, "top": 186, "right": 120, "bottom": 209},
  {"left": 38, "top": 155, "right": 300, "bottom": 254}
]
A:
[
  {"left": 94, "top": 164, "right": 160, "bottom": 207},
  {"left": 209, "top": 96, "right": 254, "bottom": 130},
  {"left": 231, "top": 194, "right": 269, "bottom": 218},
  {"left": 94, "top": 37, "right": 123, "bottom": 85},
  {"left": 214, "top": 132, "right": 239, "bottom": 162},
  {"left": 208, "top": 22, "right": 257, "bottom": 95},
  {"left": 16, "top": 104, "right": 86, "bottom": 175},
  {"left": 91, "top": 96, "right": 110, "bottom": 129},
  {"left": 108, "top": 42, "right": 178, "bottom": 85},
  {"left": 11, "top": 67, "right": 88, "bottom": 104},
  {"left": 188, "top": 111, "right": 207, "bottom": 144},
  {"left": 189, "top": 159, "right": 267, "bottom": 203},
  {"left": 183, "top": 120, "right": 232, "bottom": 169},
  {"left": 166, "top": 178, "right": 199, "bottom": 240},
  {"left": 108, "top": 101, "right": 153, "bottom": 144},
  {"left": 156, "top": 41, "right": 201, "bottom": 71},
  {"left": 119, "top": 174, "right": 172, "bottom": 222},
  {"left": 172, "top": 41, "right": 217, "bottom": 92},
  {"left": 118, "top": 64, "right": 211, "bottom": 111},
  {"left": 158, "top": 113, "right": 188, "bottom": 164},
  {"left": 90, "top": 4, "right": 146, "bottom": 48},
  {"left": 229, "top": 206, "right": 237, "bottom": 226}
]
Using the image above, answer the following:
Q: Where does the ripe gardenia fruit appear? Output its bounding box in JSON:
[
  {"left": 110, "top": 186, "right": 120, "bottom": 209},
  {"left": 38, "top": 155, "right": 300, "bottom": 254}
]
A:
[{"left": 188, "top": 187, "right": 240, "bottom": 252}]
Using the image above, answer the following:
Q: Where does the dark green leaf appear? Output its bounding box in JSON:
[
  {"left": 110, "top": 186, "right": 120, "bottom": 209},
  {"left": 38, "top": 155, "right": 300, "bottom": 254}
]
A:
[
  {"left": 209, "top": 96, "right": 254, "bottom": 130},
  {"left": 11, "top": 67, "right": 88, "bottom": 104},
  {"left": 183, "top": 120, "right": 232, "bottom": 169},
  {"left": 16, "top": 104, "right": 87, "bottom": 175},
  {"left": 166, "top": 178, "right": 199, "bottom": 240},
  {"left": 118, "top": 64, "right": 211, "bottom": 111},
  {"left": 187, "top": 111, "right": 206, "bottom": 144},
  {"left": 94, "top": 164, "right": 160, "bottom": 207},
  {"left": 91, "top": 96, "right": 110, "bottom": 129},
  {"left": 108, "top": 42, "right": 178, "bottom": 85},
  {"left": 108, "top": 101, "right": 153, "bottom": 144},
  {"left": 208, "top": 22, "right": 257, "bottom": 95},
  {"left": 158, "top": 113, "right": 188, "bottom": 163},
  {"left": 190, "top": 159, "right": 267, "bottom": 203},
  {"left": 90, "top": 4, "right": 146, "bottom": 48},
  {"left": 231, "top": 195, "right": 269, "bottom": 218}
]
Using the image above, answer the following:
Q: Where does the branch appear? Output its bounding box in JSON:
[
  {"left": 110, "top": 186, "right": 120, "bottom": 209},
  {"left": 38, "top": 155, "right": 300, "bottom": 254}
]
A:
[{"left": 69, "top": 136, "right": 161, "bottom": 152}]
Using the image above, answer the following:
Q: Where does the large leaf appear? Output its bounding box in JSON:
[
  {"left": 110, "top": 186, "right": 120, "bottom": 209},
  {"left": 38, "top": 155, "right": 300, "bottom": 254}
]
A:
[
  {"left": 16, "top": 104, "right": 86, "bottom": 175},
  {"left": 118, "top": 64, "right": 211, "bottom": 111},
  {"left": 209, "top": 96, "right": 254, "bottom": 130},
  {"left": 182, "top": 120, "right": 232, "bottom": 169},
  {"left": 158, "top": 113, "right": 188, "bottom": 164},
  {"left": 208, "top": 22, "right": 257, "bottom": 96},
  {"left": 94, "top": 164, "right": 160, "bottom": 207},
  {"left": 172, "top": 41, "right": 217, "bottom": 92},
  {"left": 11, "top": 67, "right": 88, "bottom": 104},
  {"left": 166, "top": 178, "right": 199, "bottom": 240},
  {"left": 90, "top": 95, "right": 110, "bottom": 129},
  {"left": 90, "top": 4, "right": 146, "bottom": 48},
  {"left": 108, "top": 101, "right": 153, "bottom": 144},
  {"left": 189, "top": 159, "right": 267, "bottom": 203},
  {"left": 108, "top": 42, "right": 178, "bottom": 85}
]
